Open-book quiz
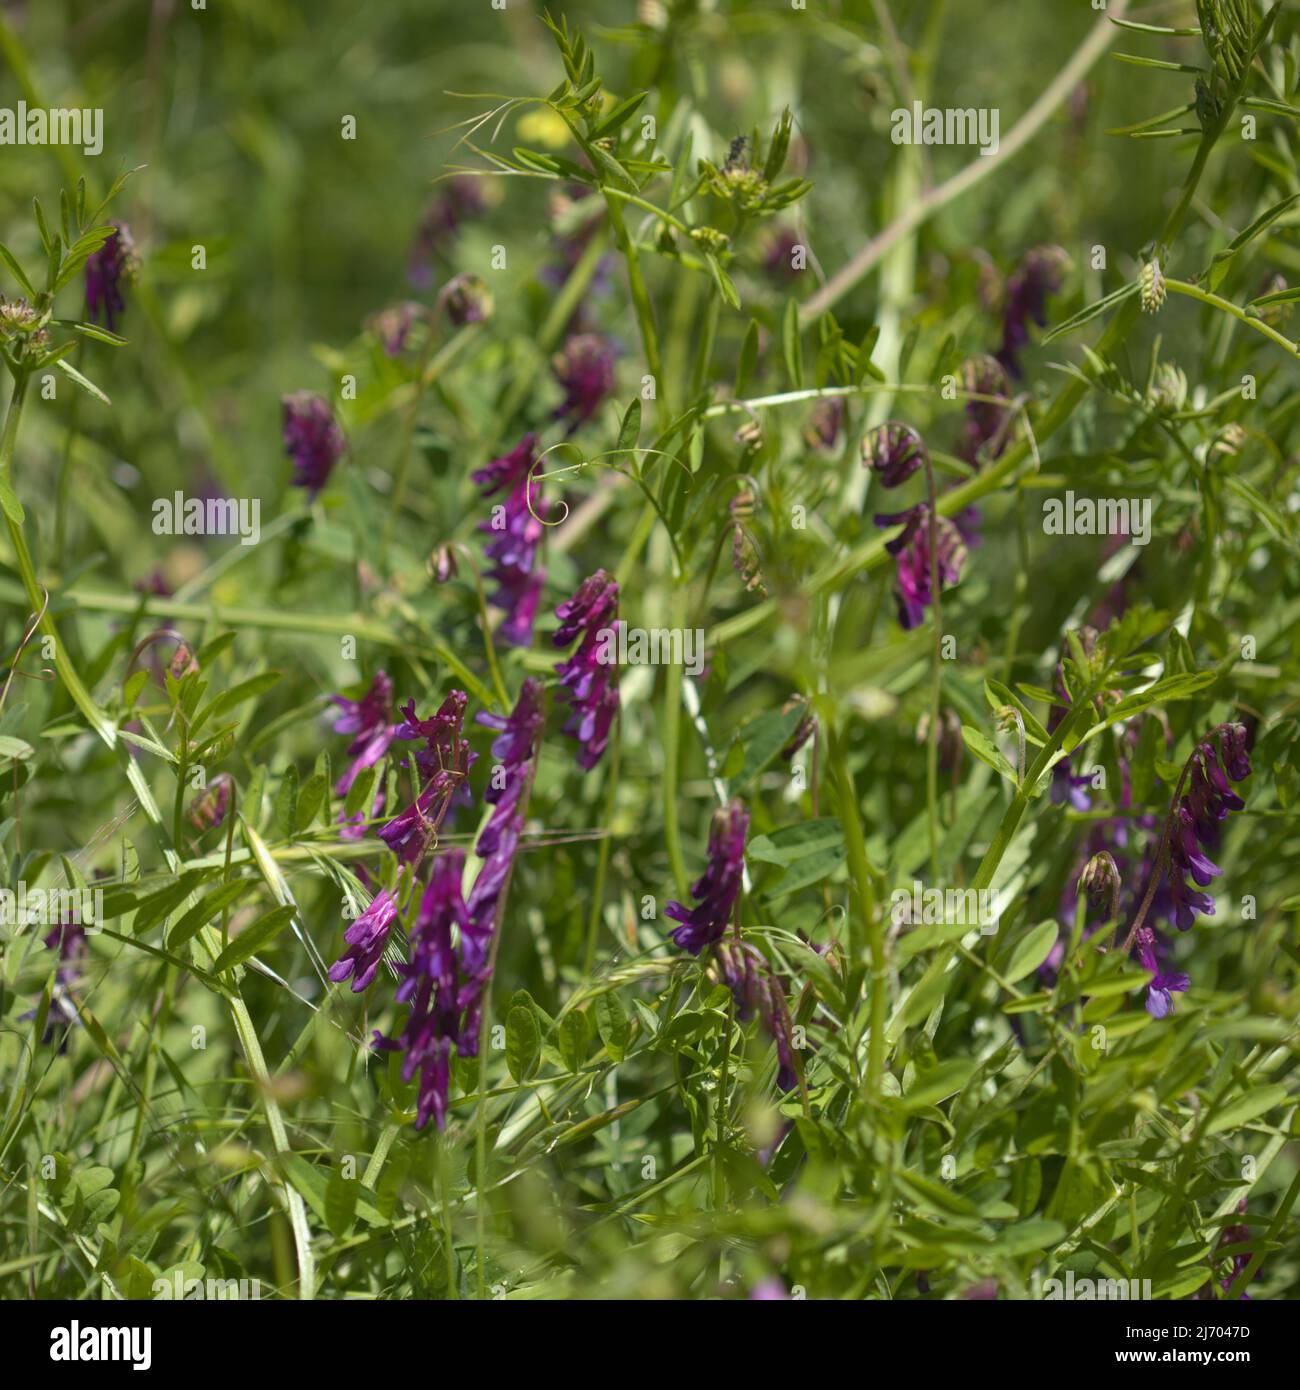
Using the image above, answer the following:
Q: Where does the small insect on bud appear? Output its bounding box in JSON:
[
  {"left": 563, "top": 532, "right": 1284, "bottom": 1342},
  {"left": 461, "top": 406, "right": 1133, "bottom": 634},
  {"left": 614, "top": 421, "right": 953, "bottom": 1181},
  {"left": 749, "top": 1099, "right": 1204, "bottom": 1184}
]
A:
[
  {"left": 429, "top": 543, "right": 458, "bottom": 584},
  {"left": 442, "top": 273, "right": 493, "bottom": 327},
  {"left": 861, "top": 421, "right": 927, "bottom": 488},
  {"left": 1139, "top": 258, "right": 1166, "bottom": 315},
  {"left": 189, "top": 773, "right": 232, "bottom": 834},
  {"left": 1079, "top": 850, "right": 1122, "bottom": 924}
]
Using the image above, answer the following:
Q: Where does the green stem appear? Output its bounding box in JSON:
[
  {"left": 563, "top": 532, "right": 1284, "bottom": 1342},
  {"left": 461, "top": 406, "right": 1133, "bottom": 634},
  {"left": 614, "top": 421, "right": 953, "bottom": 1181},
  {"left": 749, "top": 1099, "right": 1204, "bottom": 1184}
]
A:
[{"left": 661, "top": 584, "right": 689, "bottom": 897}]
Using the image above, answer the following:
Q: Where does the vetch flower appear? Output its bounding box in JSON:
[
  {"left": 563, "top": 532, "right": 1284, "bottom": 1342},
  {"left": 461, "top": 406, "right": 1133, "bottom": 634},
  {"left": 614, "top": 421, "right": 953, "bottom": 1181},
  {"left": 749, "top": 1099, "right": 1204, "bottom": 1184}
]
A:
[
  {"left": 408, "top": 176, "right": 487, "bottom": 290},
  {"left": 329, "top": 888, "right": 398, "bottom": 992},
  {"left": 376, "top": 852, "right": 481, "bottom": 1131},
  {"left": 554, "top": 570, "right": 620, "bottom": 771},
  {"left": 996, "top": 245, "right": 1068, "bottom": 378},
  {"left": 442, "top": 273, "right": 493, "bottom": 327},
  {"left": 551, "top": 333, "right": 617, "bottom": 431},
  {"left": 861, "top": 421, "right": 927, "bottom": 488},
  {"left": 873, "top": 503, "right": 965, "bottom": 630},
  {"left": 473, "top": 434, "right": 547, "bottom": 647},
  {"left": 665, "top": 800, "right": 749, "bottom": 956},
  {"left": 85, "top": 221, "right": 137, "bottom": 332},
  {"left": 466, "top": 678, "right": 545, "bottom": 967},
  {"left": 282, "top": 391, "right": 345, "bottom": 498},
  {"left": 188, "top": 773, "right": 232, "bottom": 833},
  {"left": 1163, "top": 722, "right": 1250, "bottom": 931},
  {"left": 331, "top": 670, "right": 398, "bottom": 797},
  {"left": 379, "top": 690, "right": 473, "bottom": 864},
  {"left": 717, "top": 939, "right": 799, "bottom": 1092},
  {"left": 804, "top": 396, "right": 844, "bottom": 451},
  {"left": 367, "top": 302, "right": 426, "bottom": 356},
  {"left": 957, "top": 354, "right": 1012, "bottom": 468}
]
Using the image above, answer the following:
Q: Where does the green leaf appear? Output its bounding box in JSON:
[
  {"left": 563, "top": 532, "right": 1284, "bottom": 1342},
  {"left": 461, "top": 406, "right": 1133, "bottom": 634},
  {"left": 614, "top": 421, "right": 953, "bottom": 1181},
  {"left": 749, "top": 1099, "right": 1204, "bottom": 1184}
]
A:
[
  {"left": 295, "top": 772, "right": 328, "bottom": 834},
  {"left": 211, "top": 904, "right": 295, "bottom": 974},
  {"left": 558, "top": 1010, "right": 589, "bottom": 1072},
  {"left": 54, "top": 357, "right": 111, "bottom": 405},
  {"left": 1002, "top": 920, "right": 1060, "bottom": 985},
  {"left": 590, "top": 90, "right": 647, "bottom": 140},
  {"left": 276, "top": 766, "right": 299, "bottom": 838},
  {"left": 0, "top": 475, "right": 24, "bottom": 525},
  {"left": 1042, "top": 282, "right": 1139, "bottom": 344},
  {"left": 1204, "top": 1084, "right": 1288, "bottom": 1135},
  {"left": 615, "top": 397, "right": 641, "bottom": 459},
  {"left": 0, "top": 241, "right": 36, "bottom": 296},
  {"left": 505, "top": 1005, "right": 541, "bottom": 1083},
  {"left": 167, "top": 880, "right": 255, "bottom": 951},
  {"left": 594, "top": 992, "right": 630, "bottom": 1062}
]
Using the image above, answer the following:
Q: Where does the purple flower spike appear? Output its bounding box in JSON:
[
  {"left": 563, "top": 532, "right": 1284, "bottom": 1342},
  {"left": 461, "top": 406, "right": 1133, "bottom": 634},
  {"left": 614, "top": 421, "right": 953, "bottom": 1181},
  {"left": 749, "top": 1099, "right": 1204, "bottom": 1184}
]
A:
[
  {"left": 331, "top": 671, "right": 399, "bottom": 796},
  {"left": 465, "top": 678, "right": 545, "bottom": 966},
  {"left": 874, "top": 504, "right": 966, "bottom": 630},
  {"left": 996, "top": 245, "right": 1068, "bottom": 378},
  {"left": 717, "top": 940, "right": 799, "bottom": 1092},
  {"left": 282, "top": 391, "right": 345, "bottom": 497},
  {"left": 958, "top": 354, "right": 1012, "bottom": 468},
  {"left": 329, "top": 888, "right": 398, "bottom": 993},
  {"left": 379, "top": 690, "right": 473, "bottom": 864},
  {"left": 861, "top": 421, "right": 927, "bottom": 488},
  {"left": 551, "top": 333, "right": 617, "bottom": 431},
  {"left": 665, "top": 801, "right": 749, "bottom": 956},
  {"left": 554, "top": 570, "right": 620, "bottom": 771},
  {"left": 1162, "top": 722, "right": 1251, "bottom": 934},
  {"left": 473, "top": 434, "right": 547, "bottom": 648},
  {"left": 85, "top": 221, "right": 137, "bottom": 332}
]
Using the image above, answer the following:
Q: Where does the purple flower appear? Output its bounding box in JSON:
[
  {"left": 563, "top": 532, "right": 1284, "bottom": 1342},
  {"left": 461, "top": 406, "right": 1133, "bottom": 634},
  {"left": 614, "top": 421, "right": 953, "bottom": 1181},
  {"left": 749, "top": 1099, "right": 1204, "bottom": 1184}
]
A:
[
  {"left": 473, "top": 434, "right": 547, "bottom": 647},
  {"left": 804, "top": 396, "right": 844, "bottom": 451},
  {"left": 282, "top": 391, "right": 345, "bottom": 497},
  {"left": 1161, "top": 722, "right": 1251, "bottom": 932},
  {"left": 442, "top": 274, "right": 493, "bottom": 327},
  {"left": 1196, "top": 1200, "right": 1257, "bottom": 1300},
  {"left": 379, "top": 690, "right": 473, "bottom": 865},
  {"left": 367, "top": 302, "right": 426, "bottom": 356},
  {"left": 958, "top": 354, "right": 1012, "bottom": 467},
  {"left": 188, "top": 773, "right": 232, "bottom": 833},
  {"left": 329, "top": 888, "right": 398, "bottom": 992},
  {"left": 553, "top": 570, "right": 620, "bottom": 771},
  {"left": 996, "top": 246, "right": 1068, "bottom": 378},
  {"left": 551, "top": 333, "right": 617, "bottom": 431},
  {"left": 331, "top": 671, "right": 398, "bottom": 796},
  {"left": 408, "top": 176, "right": 487, "bottom": 290},
  {"left": 717, "top": 940, "right": 799, "bottom": 1092},
  {"left": 85, "top": 221, "right": 137, "bottom": 332},
  {"left": 376, "top": 852, "right": 481, "bottom": 1131},
  {"left": 465, "top": 678, "right": 545, "bottom": 967},
  {"left": 749, "top": 1279, "right": 789, "bottom": 1301},
  {"left": 665, "top": 801, "right": 749, "bottom": 956},
  {"left": 761, "top": 227, "right": 804, "bottom": 283},
  {"left": 873, "top": 504, "right": 965, "bottom": 630},
  {"left": 861, "top": 421, "right": 927, "bottom": 488}
]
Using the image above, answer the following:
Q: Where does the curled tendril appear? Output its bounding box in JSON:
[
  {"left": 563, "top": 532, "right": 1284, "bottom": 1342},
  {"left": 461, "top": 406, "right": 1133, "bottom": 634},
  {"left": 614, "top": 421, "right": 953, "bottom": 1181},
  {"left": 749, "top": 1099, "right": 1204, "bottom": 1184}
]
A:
[{"left": 526, "top": 442, "right": 696, "bottom": 529}]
